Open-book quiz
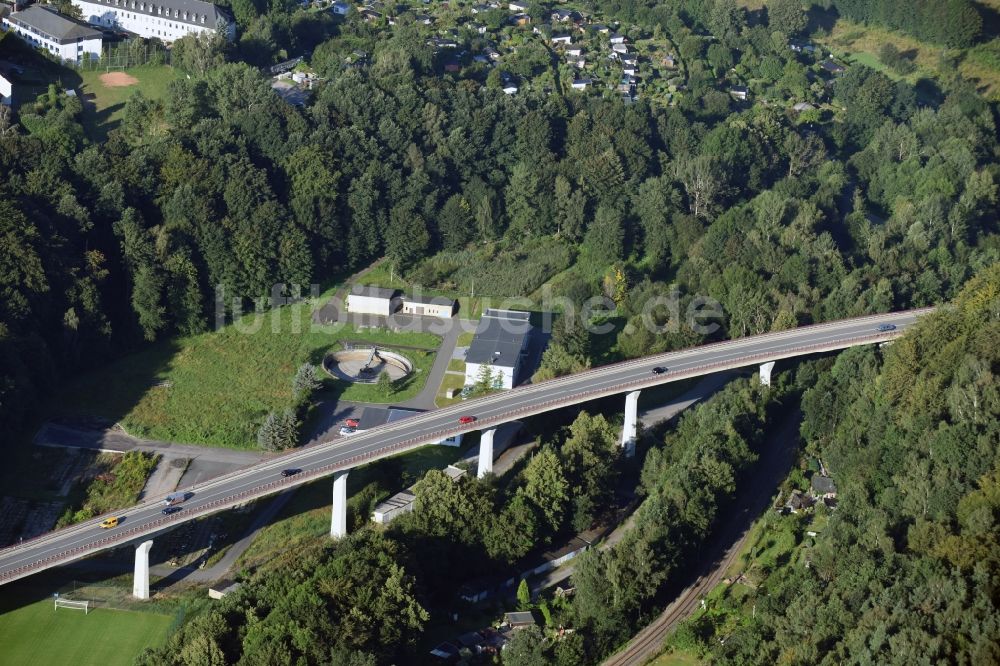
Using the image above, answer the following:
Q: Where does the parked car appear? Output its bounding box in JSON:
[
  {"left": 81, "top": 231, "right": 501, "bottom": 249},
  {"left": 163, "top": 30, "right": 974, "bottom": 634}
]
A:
[
  {"left": 162, "top": 506, "right": 182, "bottom": 516},
  {"left": 877, "top": 324, "right": 896, "bottom": 332},
  {"left": 340, "top": 426, "right": 357, "bottom": 436},
  {"left": 459, "top": 415, "right": 477, "bottom": 424},
  {"left": 281, "top": 468, "right": 301, "bottom": 477},
  {"left": 344, "top": 418, "right": 360, "bottom": 428},
  {"left": 100, "top": 517, "right": 119, "bottom": 529},
  {"left": 652, "top": 366, "right": 668, "bottom": 375}
]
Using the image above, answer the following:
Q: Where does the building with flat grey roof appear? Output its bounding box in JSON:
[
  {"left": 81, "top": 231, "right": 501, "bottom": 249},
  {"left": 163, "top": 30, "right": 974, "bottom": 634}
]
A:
[
  {"left": 371, "top": 465, "right": 466, "bottom": 524},
  {"left": 464, "top": 309, "right": 531, "bottom": 390}
]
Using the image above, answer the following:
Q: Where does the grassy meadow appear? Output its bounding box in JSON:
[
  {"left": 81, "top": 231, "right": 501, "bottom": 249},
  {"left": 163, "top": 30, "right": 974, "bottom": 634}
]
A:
[
  {"left": 0, "top": 592, "right": 172, "bottom": 666},
  {"left": 55, "top": 299, "right": 441, "bottom": 448}
]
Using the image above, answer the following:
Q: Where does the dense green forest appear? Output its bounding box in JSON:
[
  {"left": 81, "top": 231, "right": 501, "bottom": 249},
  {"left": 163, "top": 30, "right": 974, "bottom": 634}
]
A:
[
  {"left": 136, "top": 265, "right": 998, "bottom": 665},
  {"left": 136, "top": 375, "right": 788, "bottom": 664},
  {"left": 670, "top": 264, "right": 1000, "bottom": 663},
  {"left": 1, "top": 0, "right": 999, "bottom": 662},
  {"left": 4, "top": 7, "right": 999, "bottom": 438}
]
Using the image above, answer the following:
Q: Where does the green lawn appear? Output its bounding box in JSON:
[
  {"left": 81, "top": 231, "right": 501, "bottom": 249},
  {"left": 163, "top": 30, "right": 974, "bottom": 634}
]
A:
[
  {"left": 846, "top": 51, "right": 907, "bottom": 80},
  {"left": 55, "top": 298, "right": 441, "bottom": 448},
  {"left": 78, "top": 65, "right": 180, "bottom": 140},
  {"left": 0, "top": 593, "right": 172, "bottom": 666},
  {"left": 356, "top": 262, "right": 484, "bottom": 319},
  {"left": 435, "top": 372, "right": 468, "bottom": 408},
  {"left": 820, "top": 17, "right": 1000, "bottom": 101}
]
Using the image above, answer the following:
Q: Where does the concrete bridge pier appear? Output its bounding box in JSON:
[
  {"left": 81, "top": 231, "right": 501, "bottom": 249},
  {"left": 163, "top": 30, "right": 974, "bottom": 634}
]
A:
[
  {"left": 759, "top": 361, "right": 776, "bottom": 387},
  {"left": 132, "top": 540, "right": 153, "bottom": 600},
  {"left": 477, "top": 428, "right": 497, "bottom": 479},
  {"left": 621, "top": 390, "right": 641, "bottom": 458},
  {"left": 330, "top": 470, "right": 349, "bottom": 538}
]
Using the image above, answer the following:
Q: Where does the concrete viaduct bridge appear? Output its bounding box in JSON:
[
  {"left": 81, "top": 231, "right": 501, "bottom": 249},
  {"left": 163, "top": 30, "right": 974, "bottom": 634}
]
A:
[{"left": 0, "top": 309, "right": 932, "bottom": 598}]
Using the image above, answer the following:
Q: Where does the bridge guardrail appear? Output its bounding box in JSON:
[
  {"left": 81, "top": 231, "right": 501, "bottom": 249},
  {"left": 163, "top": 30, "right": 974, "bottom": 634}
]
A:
[
  {"left": 2, "top": 309, "right": 928, "bottom": 559},
  {"left": 0, "top": 327, "right": 909, "bottom": 583}
]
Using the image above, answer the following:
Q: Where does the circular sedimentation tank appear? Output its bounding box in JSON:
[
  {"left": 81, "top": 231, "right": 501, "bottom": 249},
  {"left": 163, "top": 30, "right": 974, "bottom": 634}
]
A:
[{"left": 323, "top": 348, "right": 413, "bottom": 384}]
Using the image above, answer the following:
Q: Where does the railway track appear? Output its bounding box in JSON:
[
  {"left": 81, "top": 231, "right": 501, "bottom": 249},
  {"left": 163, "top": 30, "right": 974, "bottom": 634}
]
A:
[
  {"left": 602, "top": 520, "right": 756, "bottom": 665},
  {"left": 602, "top": 408, "right": 804, "bottom": 666}
]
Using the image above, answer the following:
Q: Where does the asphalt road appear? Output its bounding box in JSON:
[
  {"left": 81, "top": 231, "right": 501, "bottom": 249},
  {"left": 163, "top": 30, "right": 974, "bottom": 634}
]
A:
[{"left": 0, "top": 309, "right": 930, "bottom": 585}]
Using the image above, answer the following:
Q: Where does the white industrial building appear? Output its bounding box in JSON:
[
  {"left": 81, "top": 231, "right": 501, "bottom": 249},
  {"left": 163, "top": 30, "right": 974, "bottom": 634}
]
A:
[
  {"left": 400, "top": 294, "right": 456, "bottom": 318},
  {"left": 464, "top": 309, "right": 531, "bottom": 390},
  {"left": 71, "top": 0, "right": 234, "bottom": 42},
  {"left": 2, "top": 6, "right": 102, "bottom": 64},
  {"left": 346, "top": 285, "right": 401, "bottom": 317},
  {"left": 371, "top": 488, "right": 416, "bottom": 524}
]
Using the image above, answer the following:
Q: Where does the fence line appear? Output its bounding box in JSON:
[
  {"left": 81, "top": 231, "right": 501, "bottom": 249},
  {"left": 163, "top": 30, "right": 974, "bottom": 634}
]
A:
[{"left": 68, "top": 42, "right": 171, "bottom": 72}]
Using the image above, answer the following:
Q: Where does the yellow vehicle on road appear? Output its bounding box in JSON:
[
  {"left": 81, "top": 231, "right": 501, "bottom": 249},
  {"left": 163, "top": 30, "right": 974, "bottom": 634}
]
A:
[{"left": 100, "top": 517, "right": 119, "bottom": 529}]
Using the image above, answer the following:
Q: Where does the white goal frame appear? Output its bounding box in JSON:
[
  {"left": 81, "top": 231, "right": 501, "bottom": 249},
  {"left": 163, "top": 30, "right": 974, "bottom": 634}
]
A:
[{"left": 54, "top": 598, "right": 90, "bottom": 614}]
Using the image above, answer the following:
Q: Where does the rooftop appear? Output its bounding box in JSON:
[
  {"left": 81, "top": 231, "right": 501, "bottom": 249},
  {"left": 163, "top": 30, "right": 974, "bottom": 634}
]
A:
[
  {"left": 504, "top": 611, "right": 537, "bottom": 626},
  {"left": 403, "top": 294, "right": 456, "bottom": 308},
  {"left": 83, "top": 0, "right": 231, "bottom": 28},
  {"left": 350, "top": 284, "right": 400, "bottom": 300},
  {"left": 357, "top": 406, "right": 425, "bottom": 431},
  {"left": 465, "top": 309, "right": 531, "bottom": 368},
  {"left": 6, "top": 6, "right": 102, "bottom": 42},
  {"left": 372, "top": 489, "right": 416, "bottom": 514},
  {"left": 811, "top": 475, "right": 837, "bottom": 495}
]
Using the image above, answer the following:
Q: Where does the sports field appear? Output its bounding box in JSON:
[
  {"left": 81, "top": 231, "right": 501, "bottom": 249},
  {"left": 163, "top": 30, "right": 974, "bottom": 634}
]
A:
[
  {"left": 78, "top": 65, "right": 180, "bottom": 140},
  {"left": 0, "top": 594, "right": 172, "bottom": 666}
]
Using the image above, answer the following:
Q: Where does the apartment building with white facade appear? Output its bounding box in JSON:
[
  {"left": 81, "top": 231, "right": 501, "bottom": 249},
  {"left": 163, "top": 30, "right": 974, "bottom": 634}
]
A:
[
  {"left": 71, "top": 0, "right": 234, "bottom": 42},
  {"left": 2, "top": 6, "right": 102, "bottom": 64}
]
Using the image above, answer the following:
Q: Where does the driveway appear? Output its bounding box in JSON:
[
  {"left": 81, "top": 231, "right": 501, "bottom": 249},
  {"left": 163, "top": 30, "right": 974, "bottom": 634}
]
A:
[
  {"left": 638, "top": 372, "right": 737, "bottom": 427},
  {"left": 34, "top": 423, "right": 267, "bottom": 466},
  {"left": 149, "top": 490, "right": 295, "bottom": 584},
  {"left": 34, "top": 423, "right": 267, "bottom": 496},
  {"left": 396, "top": 319, "right": 470, "bottom": 410}
]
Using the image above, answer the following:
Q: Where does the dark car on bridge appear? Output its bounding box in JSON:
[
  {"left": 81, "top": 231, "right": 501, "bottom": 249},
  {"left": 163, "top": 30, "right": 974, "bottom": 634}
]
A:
[
  {"left": 877, "top": 324, "right": 896, "bottom": 332},
  {"left": 281, "top": 468, "right": 301, "bottom": 477},
  {"left": 162, "top": 506, "right": 182, "bottom": 516},
  {"left": 652, "top": 366, "right": 668, "bottom": 375}
]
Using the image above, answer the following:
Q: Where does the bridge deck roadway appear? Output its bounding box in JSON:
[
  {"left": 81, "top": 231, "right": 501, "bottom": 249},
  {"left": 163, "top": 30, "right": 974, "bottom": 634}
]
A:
[{"left": 0, "top": 308, "right": 932, "bottom": 584}]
